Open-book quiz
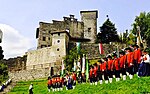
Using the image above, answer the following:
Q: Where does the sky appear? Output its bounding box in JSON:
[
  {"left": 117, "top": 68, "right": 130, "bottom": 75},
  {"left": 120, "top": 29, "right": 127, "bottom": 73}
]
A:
[{"left": 0, "top": 0, "right": 149, "bottom": 59}]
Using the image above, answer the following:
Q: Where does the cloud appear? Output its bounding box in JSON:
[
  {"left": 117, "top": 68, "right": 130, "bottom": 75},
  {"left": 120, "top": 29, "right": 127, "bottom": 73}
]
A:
[{"left": 0, "top": 24, "right": 33, "bottom": 59}]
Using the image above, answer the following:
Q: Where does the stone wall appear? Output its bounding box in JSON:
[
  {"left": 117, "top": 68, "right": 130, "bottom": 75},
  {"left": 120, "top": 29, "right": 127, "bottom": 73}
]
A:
[
  {"left": 4, "top": 55, "right": 27, "bottom": 72},
  {"left": 81, "top": 43, "right": 127, "bottom": 59},
  {"left": 8, "top": 68, "right": 50, "bottom": 82}
]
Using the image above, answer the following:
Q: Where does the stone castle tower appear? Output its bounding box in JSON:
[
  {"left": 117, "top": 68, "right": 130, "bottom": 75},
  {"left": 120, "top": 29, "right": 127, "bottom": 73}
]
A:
[
  {"left": 80, "top": 10, "right": 98, "bottom": 43},
  {"left": 36, "top": 10, "right": 98, "bottom": 49},
  {"left": 26, "top": 30, "right": 69, "bottom": 70}
]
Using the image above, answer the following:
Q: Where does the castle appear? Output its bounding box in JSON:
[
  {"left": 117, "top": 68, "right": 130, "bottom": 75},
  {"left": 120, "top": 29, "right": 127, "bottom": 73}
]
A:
[
  {"left": 26, "top": 10, "right": 98, "bottom": 73},
  {"left": 4, "top": 10, "right": 127, "bottom": 81}
]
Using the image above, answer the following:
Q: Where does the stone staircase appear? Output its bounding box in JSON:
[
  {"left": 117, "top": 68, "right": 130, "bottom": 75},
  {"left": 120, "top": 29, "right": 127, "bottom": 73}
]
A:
[{"left": 0, "top": 82, "right": 16, "bottom": 94}]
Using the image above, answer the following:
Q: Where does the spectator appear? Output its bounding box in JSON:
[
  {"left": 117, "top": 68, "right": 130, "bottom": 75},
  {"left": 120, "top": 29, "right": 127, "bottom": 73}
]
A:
[{"left": 29, "top": 83, "right": 33, "bottom": 94}]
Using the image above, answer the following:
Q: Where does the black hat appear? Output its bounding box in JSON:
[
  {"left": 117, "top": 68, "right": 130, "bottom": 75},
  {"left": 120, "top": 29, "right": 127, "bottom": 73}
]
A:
[
  {"left": 103, "top": 57, "right": 108, "bottom": 61},
  {"left": 107, "top": 55, "right": 112, "bottom": 59},
  {"left": 132, "top": 44, "right": 139, "bottom": 48},
  {"left": 125, "top": 47, "right": 132, "bottom": 52},
  {"left": 144, "top": 48, "right": 149, "bottom": 53},
  {"left": 112, "top": 53, "right": 117, "bottom": 57},
  {"left": 98, "top": 59, "right": 103, "bottom": 63},
  {"left": 119, "top": 51, "right": 125, "bottom": 55}
]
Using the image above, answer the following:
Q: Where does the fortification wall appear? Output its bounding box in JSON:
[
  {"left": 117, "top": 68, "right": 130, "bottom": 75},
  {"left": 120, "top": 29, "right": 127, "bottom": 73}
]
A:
[
  {"left": 8, "top": 68, "right": 50, "bottom": 82},
  {"left": 4, "top": 56, "right": 27, "bottom": 72},
  {"left": 81, "top": 43, "right": 127, "bottom": 59}
]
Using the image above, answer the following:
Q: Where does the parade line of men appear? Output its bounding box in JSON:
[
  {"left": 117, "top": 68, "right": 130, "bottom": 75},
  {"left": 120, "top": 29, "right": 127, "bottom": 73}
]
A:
[{"left": 45, "top": 45, "right": 150, "bottom": 92}]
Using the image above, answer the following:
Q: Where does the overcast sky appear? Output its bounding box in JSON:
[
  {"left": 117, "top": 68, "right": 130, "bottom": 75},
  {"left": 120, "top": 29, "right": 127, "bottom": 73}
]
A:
[{"left": 0, "top": 0, "right": 149, "bottom": 59}]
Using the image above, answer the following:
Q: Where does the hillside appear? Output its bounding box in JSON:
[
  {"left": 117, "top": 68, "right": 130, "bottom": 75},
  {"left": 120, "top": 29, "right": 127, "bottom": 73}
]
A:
[{"left": 8, "top": 76, "right": 150, "bottom": 94}]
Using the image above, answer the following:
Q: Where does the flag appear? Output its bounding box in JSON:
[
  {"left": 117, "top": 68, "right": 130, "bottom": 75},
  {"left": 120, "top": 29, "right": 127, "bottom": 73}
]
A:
[
  {"left": 82, "top": 54, "right": 86, "bottom": 73},
  {"left": 77, "top": 58, "right": 81, "bottom": 72},
  {"left": 76, "top": 42, "right": 81, "bottom": 54},
  {"left": 99, "top": 43, "right": 104, "bottom": 54},
  {"left": 73, "top": 59, "right": 77, "bottom": 71},
  {"left": 61, "top": 59, "right": 65, "bottom": 76},
  {"left": 86, "top": 59, "right": 89, "bottom": 81}
]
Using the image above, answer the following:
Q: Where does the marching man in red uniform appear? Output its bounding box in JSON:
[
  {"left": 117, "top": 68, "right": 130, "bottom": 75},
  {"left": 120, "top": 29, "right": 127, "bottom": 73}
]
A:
[
  {"left": 72, "top": 71, "right": 77, "bottom": 89},
  {"left": 102, "top": 58, "right": 109, "bottom": 84},
  {"left": 47, "top": 76, "right": 52, "bottom": 92},
  {"left": 93, "top": 63, "right": 98, "bottom": 85},
  {"left": 89, "top": 66, "right": 94, "bottom": 85},
  {"left": 98, "top": 60, "right": 103, "bottom": 84},
  {"left": 112, "top": 53, "right": 120, "bottom": 82},
  {"left": 125, "top": 48, "right": 134, "bottom": 79},
  {"left": 56, "top": 76, "right": 60, "bottom": 91},
  {"left": 133, "top": 45, "right": 141, "bottom": 74},
  {"left": 119, "top": 51, "right": 127, "bottom": 80},
  {"left": 107, "top": 55, "right": 113, "bottom": 83},
  {"left": 52, "top": 77, "right": 56, "bottom": 91}
]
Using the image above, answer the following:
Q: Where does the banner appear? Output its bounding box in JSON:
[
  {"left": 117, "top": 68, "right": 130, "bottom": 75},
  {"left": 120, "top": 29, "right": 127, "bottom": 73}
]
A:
[
  {"left": 61, "top": 59, "right": 65, "bottom": 76},
  {"left": 77, "top": 58, "right": 81, "bottom": 72},
  {"left": 82, "top": 54, "right": 86, "bottom": 73},
  {"left": 86, "top": 59, "right": 89, "bottom": 81},
  {"left": 76, "top": 42, "right": 81, "bottom": 54},
  {"left": 99, "top": 43, "right": 104, "bottom": 54},
  {"left": 73, "top": 59, "right": 77, "bottom": 71}
]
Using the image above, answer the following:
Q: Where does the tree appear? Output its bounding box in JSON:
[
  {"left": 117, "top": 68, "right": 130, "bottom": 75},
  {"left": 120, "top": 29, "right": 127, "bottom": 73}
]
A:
[
  {"left": 0, "top": 46, "right": 4, "bottom": 60},
  {"left": 97, "top": 17, "right": 119, "bottom": 43},
  {"left": 0, "top": 60, "right": 8, "bottom": 84},
  {"left": 63, "top": 47, "right": 86, "bottom": 72},
  {"left": 119, "top": 30, "right": 136, "bottom": 45},
  {"left": 131, "top": 12, "right": 150, "bottom": 47}
]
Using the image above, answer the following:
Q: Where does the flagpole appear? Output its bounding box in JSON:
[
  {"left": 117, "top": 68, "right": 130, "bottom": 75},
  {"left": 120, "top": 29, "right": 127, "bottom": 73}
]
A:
[{"left": 86, "top": 56, "right": 89, "bottom": 82}]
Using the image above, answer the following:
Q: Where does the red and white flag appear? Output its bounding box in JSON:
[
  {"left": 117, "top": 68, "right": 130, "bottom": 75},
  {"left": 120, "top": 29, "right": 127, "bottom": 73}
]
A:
[{"left": 99, "top": 43, "right": 104, "bottom": 54}]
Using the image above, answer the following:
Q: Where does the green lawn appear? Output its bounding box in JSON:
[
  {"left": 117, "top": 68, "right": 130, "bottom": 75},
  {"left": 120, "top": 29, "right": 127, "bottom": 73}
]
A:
[{"left": 8, "top": 76, "right": 150, "bottom": 94}]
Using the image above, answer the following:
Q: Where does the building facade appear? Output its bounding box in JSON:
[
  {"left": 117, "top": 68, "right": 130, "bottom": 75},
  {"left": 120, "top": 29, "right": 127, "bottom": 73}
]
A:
[{"left": 36, "top": 10, "right": 98, "bottom": 49}]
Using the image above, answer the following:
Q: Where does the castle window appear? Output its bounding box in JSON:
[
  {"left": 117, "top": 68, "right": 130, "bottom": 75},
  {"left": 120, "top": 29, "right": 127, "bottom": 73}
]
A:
[
  {"left": 43, "top": 37, "right": 46, "bottom": 41},
  {"left": 57, "top": 48, "right": 59, "bottom": 51},
  {"left": 57, "top": 40, "right": 60, "bottom": 43},
  {"left": 49, "top": 31, "right": 51, "bottom": 33},
  {"left": 41, "top": 45, "right": 46, "bottom": 48},
  {"left": 88, "top": 28, "right": 91, "bottom": 32},
  {"left": 58, "top": 33, "right": 60, "bottom": 36},
  {"left": 48, "top": 37, "right": 50, "bottom": 40}
]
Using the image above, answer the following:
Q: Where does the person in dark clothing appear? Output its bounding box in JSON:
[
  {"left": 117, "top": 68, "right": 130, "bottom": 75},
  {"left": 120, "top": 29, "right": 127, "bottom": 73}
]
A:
[{"left": 29, "top": 83, "right": 33, "bottom": 94}]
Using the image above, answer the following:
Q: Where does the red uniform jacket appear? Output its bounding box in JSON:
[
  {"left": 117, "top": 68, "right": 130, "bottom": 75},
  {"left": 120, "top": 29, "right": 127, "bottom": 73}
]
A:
[
  {"left": 119, "top": 55, "right": 126, "bottom": 68},
  {"left": 127, "top": 52, "right": 133, "bottom": 67},
  {"left": 133, "top": 49, "right": 141, "bottom": 63},
  {"left": 72, "top": 73, "right": 77, "bottom": 81},
  {"left": 108, "top": 60, "right": 113, "bottom": 70},
  {"left": 89, "top": 68, "right": 93, "bottom": 78},
  {"left": 52, "top": 78, "right": 56, "bottom": 84},
  {"left": 57, "top": 77, "right": 60, "bottom": 83},
  {"left": 47, "top": 79, "right": 52, "bottom": 85},
  {"left": 60, "top": 77, "right": 64, "bottom": 84},
  {"left": 113, "top": 58, "right": 120, "bottom": 70},
  {"left": 94, "top": 66, "right": 98, "bottom": 76},
  {"left": 102, "top": 62, "right": 107, "bottom": 71},
  {"left": 99, "top": 64, "right": 103, "bottom": 71}
]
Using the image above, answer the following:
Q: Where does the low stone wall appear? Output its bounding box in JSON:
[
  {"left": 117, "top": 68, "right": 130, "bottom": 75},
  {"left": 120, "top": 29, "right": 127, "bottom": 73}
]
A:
[
  {"left": 8, "top": 68, "right": 50, "bottom": 82},
  {"left": 81, "top": 43, "right": 127, "bottom": 59}
]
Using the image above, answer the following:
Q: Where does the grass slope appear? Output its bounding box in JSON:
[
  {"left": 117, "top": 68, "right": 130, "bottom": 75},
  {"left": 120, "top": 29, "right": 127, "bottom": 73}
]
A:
[{"left": 8, "top": 76, "right": 150, "bottom": 94}]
